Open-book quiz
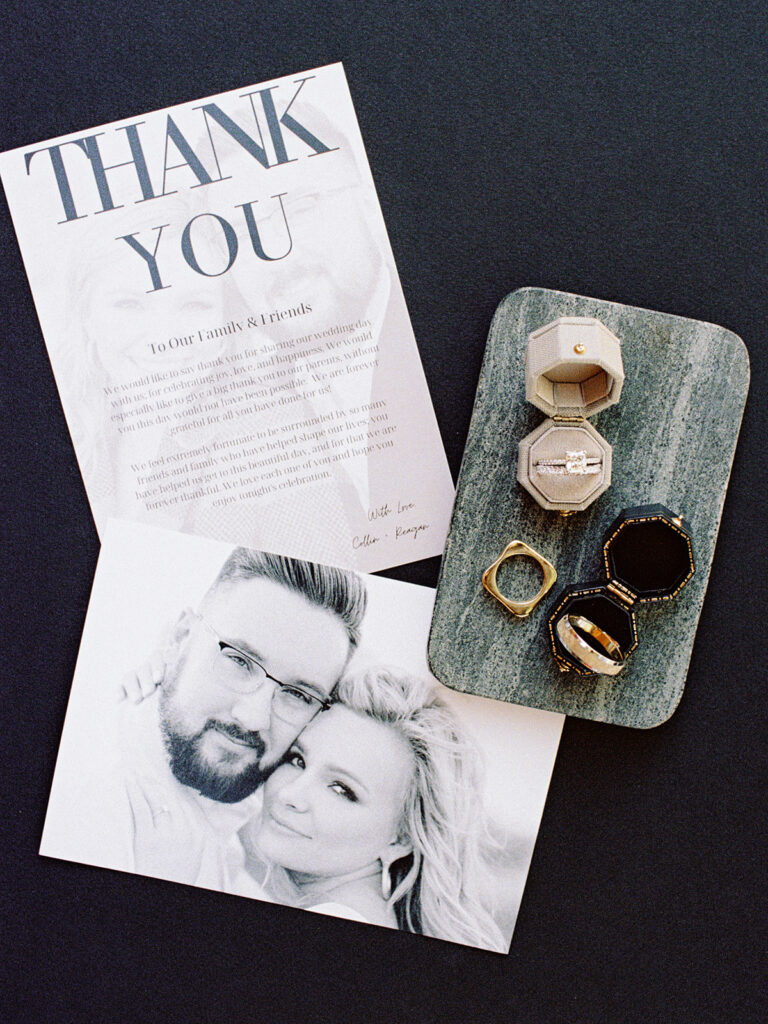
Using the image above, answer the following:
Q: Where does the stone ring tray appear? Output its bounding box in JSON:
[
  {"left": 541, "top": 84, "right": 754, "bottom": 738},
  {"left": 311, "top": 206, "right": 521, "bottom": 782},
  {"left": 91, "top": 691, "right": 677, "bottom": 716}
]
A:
[{"left": 428, "top": 288, "right": 749, "bottom": 728}]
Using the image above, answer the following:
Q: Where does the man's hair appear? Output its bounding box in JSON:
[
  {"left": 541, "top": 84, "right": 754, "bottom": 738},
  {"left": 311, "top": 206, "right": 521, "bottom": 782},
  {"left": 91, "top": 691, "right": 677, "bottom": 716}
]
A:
[{"left": 209, "top": 548, "right": 367, "bottom": 649}]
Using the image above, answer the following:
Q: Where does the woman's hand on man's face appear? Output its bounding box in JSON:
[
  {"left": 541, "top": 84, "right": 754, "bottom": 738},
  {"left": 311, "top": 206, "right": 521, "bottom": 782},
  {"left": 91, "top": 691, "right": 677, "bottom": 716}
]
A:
[{"left": 117, "top": 651, "right": 166, "bottom": 704}]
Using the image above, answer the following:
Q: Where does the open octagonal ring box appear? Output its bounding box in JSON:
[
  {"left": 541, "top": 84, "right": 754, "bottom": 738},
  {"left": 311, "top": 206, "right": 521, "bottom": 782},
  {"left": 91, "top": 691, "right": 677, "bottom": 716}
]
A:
[
  {"left": 548, "top": 504, "right": 695, "bottom": 674},
  {"left": 519, "top": 317, "right": 624, "bottom": 514}
]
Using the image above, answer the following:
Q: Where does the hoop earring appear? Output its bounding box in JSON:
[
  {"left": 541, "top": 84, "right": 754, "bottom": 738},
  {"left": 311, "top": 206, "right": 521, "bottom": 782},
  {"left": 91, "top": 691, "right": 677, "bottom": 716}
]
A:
[
  {"left": 382, "top": 849, "right": 421, "bottom": 906},
  {"left": 390, "top": 850, "right": 421, "bottom": 906},
  {"left": 381, "top": 862, "right": 392, "bottom": 902}
]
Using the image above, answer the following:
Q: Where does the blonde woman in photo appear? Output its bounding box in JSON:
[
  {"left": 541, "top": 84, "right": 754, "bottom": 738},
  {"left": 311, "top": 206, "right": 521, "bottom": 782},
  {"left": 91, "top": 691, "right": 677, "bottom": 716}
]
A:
[{"left": 244, "top": 668, "right": 506, "bottom": 952}]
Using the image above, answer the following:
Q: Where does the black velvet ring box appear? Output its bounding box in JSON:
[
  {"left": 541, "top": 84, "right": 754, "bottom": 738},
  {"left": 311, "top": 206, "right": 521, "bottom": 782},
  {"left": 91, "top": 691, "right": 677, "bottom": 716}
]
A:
[{"left": 547, "top": 504, "right": 695, "bottom": 675}]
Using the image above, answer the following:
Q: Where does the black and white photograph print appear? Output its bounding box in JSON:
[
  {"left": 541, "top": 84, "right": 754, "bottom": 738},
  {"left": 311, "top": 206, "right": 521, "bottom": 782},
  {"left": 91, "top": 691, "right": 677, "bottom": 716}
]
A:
[{"left": 41, "top": 520, "right": 563, "bottom": 953}]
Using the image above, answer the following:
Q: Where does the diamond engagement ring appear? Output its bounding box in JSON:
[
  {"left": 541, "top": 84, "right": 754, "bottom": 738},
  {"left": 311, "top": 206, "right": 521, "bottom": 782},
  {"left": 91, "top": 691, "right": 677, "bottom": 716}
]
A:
[{"left": 534, "top": 450, "right": 601, "bottom": 476}]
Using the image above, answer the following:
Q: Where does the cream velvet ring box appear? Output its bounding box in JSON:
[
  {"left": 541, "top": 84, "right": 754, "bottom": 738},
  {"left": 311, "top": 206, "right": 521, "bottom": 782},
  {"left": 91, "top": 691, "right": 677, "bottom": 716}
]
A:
[
  {"left": 518, "top": 317, "right": 624, "bottom": 514},
  {"left": 428, "top": 287, "right": 749, "bottom": 728}
]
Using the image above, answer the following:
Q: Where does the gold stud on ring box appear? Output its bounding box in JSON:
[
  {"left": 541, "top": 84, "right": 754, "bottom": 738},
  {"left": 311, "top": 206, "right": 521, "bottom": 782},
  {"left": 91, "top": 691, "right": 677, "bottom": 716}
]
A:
[{"left": 482, "top": 540, "right": 557, "bottom": 618}]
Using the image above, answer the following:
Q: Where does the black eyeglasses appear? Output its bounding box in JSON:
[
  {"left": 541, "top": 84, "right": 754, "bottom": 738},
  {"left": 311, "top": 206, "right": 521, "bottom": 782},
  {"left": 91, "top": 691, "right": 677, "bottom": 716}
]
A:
[{"left": 198, "top": 615, "right": 333, "bottom": 727}]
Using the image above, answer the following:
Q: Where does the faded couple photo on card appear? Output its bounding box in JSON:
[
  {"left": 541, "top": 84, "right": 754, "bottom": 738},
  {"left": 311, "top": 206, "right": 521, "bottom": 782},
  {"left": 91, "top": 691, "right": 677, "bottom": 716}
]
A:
[{"left": 41, "top": 521, "right": 562, "bottom": 953}]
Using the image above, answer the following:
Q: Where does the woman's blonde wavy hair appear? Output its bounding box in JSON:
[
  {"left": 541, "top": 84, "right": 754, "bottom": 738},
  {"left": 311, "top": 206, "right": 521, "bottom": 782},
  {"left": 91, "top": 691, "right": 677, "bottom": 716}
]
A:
[{"left": 332, "top": 668, "right": 506, "bottom": 952}]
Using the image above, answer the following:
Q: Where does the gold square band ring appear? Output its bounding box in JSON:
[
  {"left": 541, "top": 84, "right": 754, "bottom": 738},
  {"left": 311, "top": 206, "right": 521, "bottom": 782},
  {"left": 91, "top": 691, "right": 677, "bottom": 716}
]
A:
[
  {"left": 482, "top": 540, "right": 558, "bottom": 618},
  {"left": 556, "top": 613, "right": 625, "bottom": 675}
]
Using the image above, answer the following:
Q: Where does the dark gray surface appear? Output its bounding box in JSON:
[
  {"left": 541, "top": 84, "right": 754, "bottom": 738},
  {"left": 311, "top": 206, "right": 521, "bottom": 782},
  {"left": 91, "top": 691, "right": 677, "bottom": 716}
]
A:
[
  {"left": 2, "top": 3, "right": 767, "bottom": 1023},
  {"left": 430, "top": 288, "right": 748, "bottom": 727}
]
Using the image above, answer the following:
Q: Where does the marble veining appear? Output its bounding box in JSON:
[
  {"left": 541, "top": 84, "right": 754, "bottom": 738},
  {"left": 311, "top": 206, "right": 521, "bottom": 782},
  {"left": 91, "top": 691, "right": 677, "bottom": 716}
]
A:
[{"left": 428, "top": 288, "right": 749, "bottom": 728}]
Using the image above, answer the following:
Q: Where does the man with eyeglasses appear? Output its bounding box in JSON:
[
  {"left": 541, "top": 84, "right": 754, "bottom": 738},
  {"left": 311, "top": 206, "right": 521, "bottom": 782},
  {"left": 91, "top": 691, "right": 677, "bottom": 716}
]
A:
[{"left": 114, "top": 547, "right": 366, "bottom": 894}]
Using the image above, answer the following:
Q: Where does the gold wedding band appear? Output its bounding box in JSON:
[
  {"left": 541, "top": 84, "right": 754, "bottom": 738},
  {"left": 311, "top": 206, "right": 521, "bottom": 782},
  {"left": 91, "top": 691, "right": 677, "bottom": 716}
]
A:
[
  {"left": 556, "top": 614, "right": 625, "bottom": 675},
  {"left": 568, "top": 614, "right": 624, "bottom": 660},
  {"left": 482, "top": 540, "right": 557, "bottom": 618}
]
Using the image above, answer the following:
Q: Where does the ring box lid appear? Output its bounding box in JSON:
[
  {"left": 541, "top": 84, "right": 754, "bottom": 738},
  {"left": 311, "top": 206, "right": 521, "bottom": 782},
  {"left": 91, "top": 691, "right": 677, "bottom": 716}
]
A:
[
  {"left": 526, "top": 316, "right": 625, "bottom": 418},
  {"left": 602, "top": 503, "right": 695, "bottom": 604}
]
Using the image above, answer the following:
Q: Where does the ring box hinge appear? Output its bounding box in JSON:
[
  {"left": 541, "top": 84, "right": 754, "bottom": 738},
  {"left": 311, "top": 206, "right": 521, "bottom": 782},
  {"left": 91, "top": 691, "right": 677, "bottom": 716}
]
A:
[
  {"left": 552, "top": 414, "right": 585, "bottom": 423},
  {"left": 606, "top": 581, "right": 636, "bottom": 606}
]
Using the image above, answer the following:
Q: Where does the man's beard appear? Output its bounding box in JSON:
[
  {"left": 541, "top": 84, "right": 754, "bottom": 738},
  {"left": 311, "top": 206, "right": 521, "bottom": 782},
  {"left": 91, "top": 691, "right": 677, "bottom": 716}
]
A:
[
  {"left": 158, "top": 640, "right": 278, "bottom": 803},
  {"left": 160, "top": 718, "right": 272, "bottom": 803}
]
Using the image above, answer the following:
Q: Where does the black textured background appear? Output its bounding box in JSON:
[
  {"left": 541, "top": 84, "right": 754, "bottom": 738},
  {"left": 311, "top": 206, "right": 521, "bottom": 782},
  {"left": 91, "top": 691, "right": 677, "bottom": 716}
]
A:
[{"left": 1, "top": 3, "right": 766, "bottom": 1022}]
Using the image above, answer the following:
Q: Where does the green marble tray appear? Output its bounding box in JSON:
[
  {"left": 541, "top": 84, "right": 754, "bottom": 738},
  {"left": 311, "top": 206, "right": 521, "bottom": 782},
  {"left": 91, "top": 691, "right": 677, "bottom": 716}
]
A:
[{"left": 428, "top": 288, "right": 749, "bottom": 728}]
